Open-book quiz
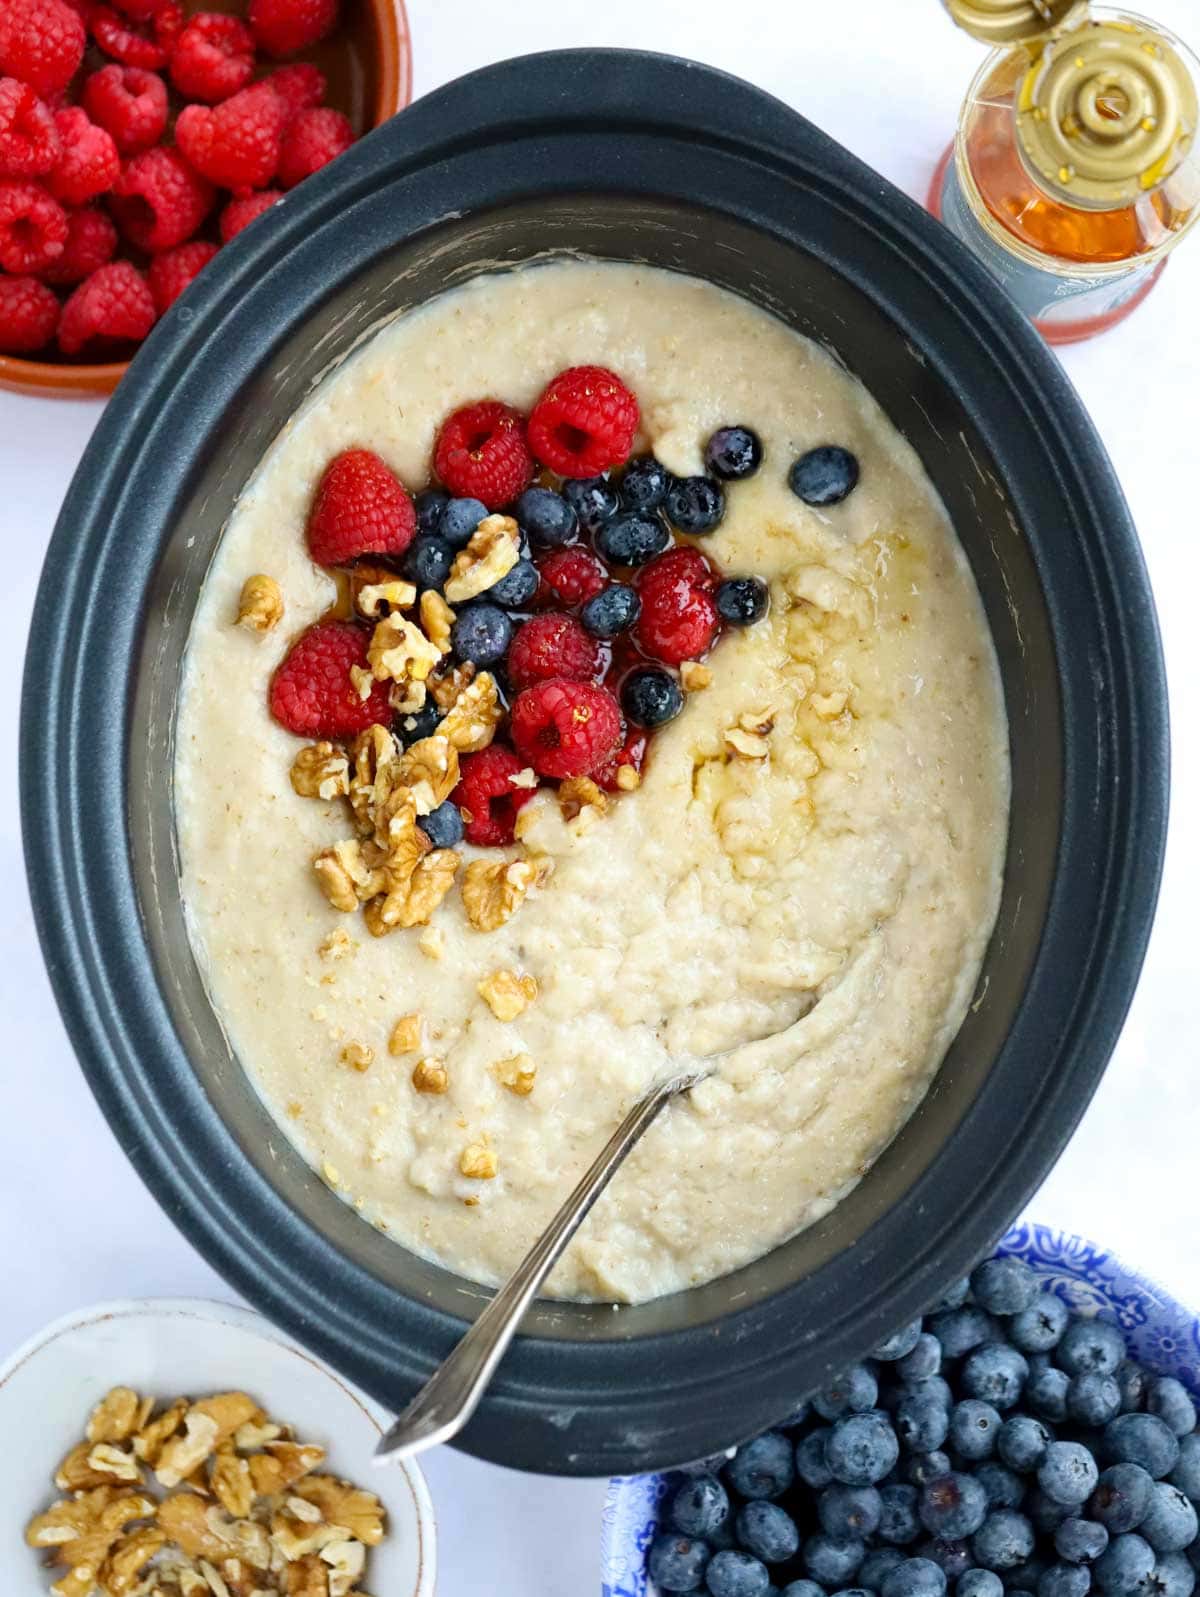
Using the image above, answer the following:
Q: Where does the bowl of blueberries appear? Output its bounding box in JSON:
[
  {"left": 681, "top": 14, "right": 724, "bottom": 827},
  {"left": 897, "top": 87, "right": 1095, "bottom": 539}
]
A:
[{"left": 602, "top": 1225, "right": 1200, "bottom": 1597}]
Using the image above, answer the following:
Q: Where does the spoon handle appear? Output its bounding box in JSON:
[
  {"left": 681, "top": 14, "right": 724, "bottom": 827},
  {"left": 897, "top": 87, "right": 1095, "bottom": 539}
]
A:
[{"left": 374, "top": 1069, "right": 694, "bottom": 1466}]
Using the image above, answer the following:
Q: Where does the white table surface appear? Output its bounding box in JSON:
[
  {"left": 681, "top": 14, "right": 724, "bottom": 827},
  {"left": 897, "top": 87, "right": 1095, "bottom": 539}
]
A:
[{"left": 4, "top": 2, "right": 1199, "bottom": 1591}]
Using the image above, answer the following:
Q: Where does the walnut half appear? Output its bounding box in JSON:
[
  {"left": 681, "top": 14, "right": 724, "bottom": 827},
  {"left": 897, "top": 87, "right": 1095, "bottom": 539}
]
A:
[
  {"left": 461, "top": 856, "right": 537, "bottom": 933},
  {"left": 236, "top": 574, "right": 283, "bottom": 634}
]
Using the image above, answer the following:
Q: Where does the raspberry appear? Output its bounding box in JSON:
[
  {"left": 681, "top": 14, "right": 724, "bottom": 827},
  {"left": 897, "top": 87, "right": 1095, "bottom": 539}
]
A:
[
  {"left": 82, "top": 64, "right": 167, "bottom": 154},
  {"left": 634, "top": 552, "right": 721, "bottom": 666},
  {"left": 0, "top": 180, "right": 68, "bottom": 272},
  {"left": 0, "top": 273, "right": 59, "bottom": 351},
  {"left": 510, "top": 679, "right": 623, "bottom": 780},
  {"left": 266, "top": 62, "right": 325, "bottom": 121},
  {"left": 537, "top": 545, "right": 608, "bottom": 608},
  {"left": 176, "top": 82, "right": 286, "bottom": 191},
  {"left": 507, "top": 613, "right": 602, "bottom": 691},
  {"left": 47, "top": 107, "right": 119, "bottom": 205},
  {"left": 0, "top": 0, "right": 86, "bottom": 99},
  {"left": 0, "top": 79, "right": 61, "bottom": 179},
  {"left": 269, "top": 619, "right": 391, "bottom": 740},
  {"left": 58, "top": 258, "right": 155, "bottom": 354},
  {"left": 219, "top": 186, "right": 281, "bottom": 240},
  {"left": 168, "top": 12, "right": 255, "bottom": 103},
  {"left": 39, "top": 203, "right": 116, "bottom": 282},
  {"left": 110, "top": 146, "right": 214, "bottom": 250},
  {"left": 276, "top": 104, "right": 352, "bottom": 188},
  {"left": 527, "top": 364, "right": 639, "bottom": 478},
  {"left": 307, "top": 448, "right": 417, "bottom": 567},
  {"left": 638, "top": 546, "right": 717, "bottom": 594},
  {"left": 249, "top": 0, "right": 338, "bottom": 59},
  {"left": 90, "top": 5, "right": 169, "bottom": 69},
  {"left": 147, "top": 238, "right": 217, "bottom": 312},
  {"left": 433, "top": 399, "right": 533, "bottom": 510},
  {"left": 109, "top": 0, "right": 172, "bottom": 19},
  {"left": 452, "top": 745, "right": 535, "bottom": 848},
  {"left": 594, "top": 729, "right": 647, "bottom": 793}
]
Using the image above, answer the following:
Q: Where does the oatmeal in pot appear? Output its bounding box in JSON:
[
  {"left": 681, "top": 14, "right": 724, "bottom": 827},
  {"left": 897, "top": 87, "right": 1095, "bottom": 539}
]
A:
[{"left": 175, "top": 261, "right": 1009, "bottom": 1303}]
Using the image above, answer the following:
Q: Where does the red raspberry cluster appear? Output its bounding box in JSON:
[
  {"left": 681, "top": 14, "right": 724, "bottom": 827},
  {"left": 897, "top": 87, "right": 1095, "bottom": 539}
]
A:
[{"left": 0, "top": 0, "right": 357, "bottom": 360}]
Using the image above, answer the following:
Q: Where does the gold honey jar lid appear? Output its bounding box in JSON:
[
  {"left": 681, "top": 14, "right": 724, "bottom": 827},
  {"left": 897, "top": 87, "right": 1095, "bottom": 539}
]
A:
[{"left": 943, "top": 0, "right": 1086, "bottom": 45}]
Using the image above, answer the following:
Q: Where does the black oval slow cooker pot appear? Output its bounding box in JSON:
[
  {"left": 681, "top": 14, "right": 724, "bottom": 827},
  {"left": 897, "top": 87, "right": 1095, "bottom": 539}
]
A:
[{"left": 20, "top": 50, "right": 1168, "bottom": 1476}]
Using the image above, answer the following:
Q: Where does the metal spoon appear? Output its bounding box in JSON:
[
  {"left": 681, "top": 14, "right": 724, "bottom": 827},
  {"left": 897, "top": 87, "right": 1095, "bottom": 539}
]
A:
[{"left": 374, "top": 1063, "right": 710, "bottom": 1466}]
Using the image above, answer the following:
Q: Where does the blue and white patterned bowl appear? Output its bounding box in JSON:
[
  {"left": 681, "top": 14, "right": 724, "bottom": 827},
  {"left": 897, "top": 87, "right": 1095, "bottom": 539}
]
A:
[{"left": 600, "top": 1221, "right": 1200, "bottom": 1597}]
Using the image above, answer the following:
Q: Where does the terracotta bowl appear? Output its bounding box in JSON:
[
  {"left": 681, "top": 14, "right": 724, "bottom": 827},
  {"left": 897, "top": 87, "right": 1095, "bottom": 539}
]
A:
[{"left": 0, "top": 0, "right": 412, "bottom": 400}]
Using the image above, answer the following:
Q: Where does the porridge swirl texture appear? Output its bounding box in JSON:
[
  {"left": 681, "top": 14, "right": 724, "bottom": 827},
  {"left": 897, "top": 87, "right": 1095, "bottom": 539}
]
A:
[{"left": 175, "top": 261, "right": 1009, "bottom": 1303}]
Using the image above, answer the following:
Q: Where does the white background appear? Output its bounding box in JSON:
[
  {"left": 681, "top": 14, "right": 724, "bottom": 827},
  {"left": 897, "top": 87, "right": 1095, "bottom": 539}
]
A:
[{"left": 4, "top": 2, "right": 1199, "bottom": 1592}]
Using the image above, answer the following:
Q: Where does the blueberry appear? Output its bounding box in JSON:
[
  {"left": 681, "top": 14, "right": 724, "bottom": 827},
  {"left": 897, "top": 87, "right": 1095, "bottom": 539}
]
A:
[
  {"left": 682, "top": 1450, "right": 738, "bottom": 1478},
  {"left": 899, "top": 1336, "right": 945, "bottom": 1384},
  {"left": 952, "top": 1402, "right": 1004, "bottom": 1462},
  {"left": 864, "top": 1549, "right": 909, "bottom": 1590},
  {"left": 1069, "top": 1376, "right": 1123, "bottom": 1429},
  {"left": 1117, "top": 1364, "right": 1150, "bottom": 1415},
  {"left": 706, "top": 426, "right": 763, "bottom": 481},
  {"left": 489, "top": 557, "right": 539, "bottom": 609},
  {"left": 708, "top": 1548, "right": 772, "bottom": 1597},
  {"left": 1150, "top": 1555, "right": 1197, "bottom": 1597},
  {"left": 921, "top": 1540, "right": 974, "bottom": 1581},
  {"left": 1169, "top": 1436, "right": 1200, "bottom": 1502},
  {"left": 402, "top": 534, "right": 453, "bottom": 590},
  {"left": 932, "top": 1310, "right": 999, "bottom": 1361},
  {"left": 962, "top": 1347, "right": 1030, "bottom": 1412},
  {"left": 976, "top": 1465, "right": 1025, "bottom": 1511},
  {"left": 396, "top": 699, "right": 442, "bottom": 745},
  {"left": 1059, "top": 1322, "right": 1127, "bottom": 1379},
  {"left": 911, "top": 1454, "right": 957, "bottom": 1489},
  {"left": 1094, "top": 1536, "right": 1156, "bottom": 1596},
  {"left": 1039, "top": 1565, "right": 1092, "bottom": 1597},
  {"left": 1028, "top": 1369, "right": 1073, "bottom": 1425},
  {"left": 1092, "top": 1465, "right": 1156, "bottom": 1533},
  {"left": 621, "top": 666, "right": 684, "bottom": 729},
  {"left": 621, "top": 455, "right": 672, "bottom": 511},
  {"left": 649, "top": 1531, "right": 711, "bottom": 1593},
  {"left": 828, "top": 1413, "right": 901, "bottom": 1486},
  {"left": 971, "top": 1260, "right": 1038, "bottom": 1317},
  {"left": 738, "top": 1501, "right": 802, "bottom": 1564},
  {"left": 1057, "top": 1521, "right": 1110, "bottom": 1565},
  {"left": 1140, "top": 1484, "right": 1198, "bottom": 1554},
  {"left": 921, "top": 1476, "right": 990, "bottom": 1540},
  {"left": 1104, "top": 1417, "right": 1181, "bottom": 1480},
  {"left": 833, "top": 1588, "right": 876, "bottom": 1597},
  {"left": 415, "top": 488, "right": 449, "bottom": 535},
  {"left": 561, "top": 476, "right": 620, "bottom": 533},
  {"left": 783, "top": 1586, "right": 829, "bottom": 1597},
  {"left": 595, "top": 509, "right": 671, "bottom": 567},
  {"left": 972, "top": 1512, "right": 1036, "bottom": 1571},
  {"left": 512, "top": 485, "right": 575, "bottom": 548},
  {"left": 727, "top": 1433, "right": 795, "bottom": 1501},
  {"left": 911, "top": 1378, "right": 956, "bottom": 1411},
  {"left": 438, "top": 496, "right": 488, "bottom": 549},
  {"left": 1148, "top": 1383, "right": 1197, "bottom": 1440},
  {"left": 960, "top": 1572, "right": 1006, "bottom": 1597},
  {"left": 897, "top": 1393, "right": 951, "bottom": 1454},
  {"left": 880, "top": 1485, "right": 923, "bottom": 1545},
  {"left": 1011, "top": 1297, "right": 1070, "bottom": 1355},
  {"left": 789, "top": 445, "right": 860, "bottom": 507},
  {"left": 581, "top": 583, "right": 640, "bottom": 638},
  {"left": 672, "top": 1474, "right": 730, "bottom": 1539},
  {"left": 1012, "top": 1560, "right": 1051, "bottom": 1593},
  {"left": 806, "top": 1536, "right": 868, "bottom": 1587},
  {"left": 665, "top": 474, "right": 725, "bottom": 535},
  {"left": 999, "top": 1418, "right": 1052, "bottom": 1473},
  {"left": 715, "top": 575, "right": 770, "bottom": 627},
  {"left": 880, "top": 1557, "right": 948, "bottom": 1597},
  {"left": 816, "top": 1367, "right": 881, "bottom": 1422},
  {"left": 1030, "top": 1492, "right": 1077, "bottom": 1535},
  {"left": 1040, "top": 1444, "right": 1101, "bottom": 1507},
  {"left": 451, "top": 602, "right": 512, "bottom": 665},
  {"left": 798, "top": 1429, "right": 836, "bottom": 1490},
  {"left": 821, "top": 1486, "right": 884, "bottom": 1539},
  {"left": 937, "top": 1280, "right": 972, "bottom": 1312},
  {"left": 417, "top": 801, "right": 463, "bottom": 850},
  {"left": 780, "top": 1399, "right": 812, "bottom": 1431}
]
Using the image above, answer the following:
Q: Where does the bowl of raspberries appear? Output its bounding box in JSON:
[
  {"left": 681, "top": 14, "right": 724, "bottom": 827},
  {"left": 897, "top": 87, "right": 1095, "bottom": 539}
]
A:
[
  {"left": 0, "top": 0, "right": 411, "bottom": 395},
  {"left": 603, "top": 1227, "right": 1200, "bottom": 1597}
]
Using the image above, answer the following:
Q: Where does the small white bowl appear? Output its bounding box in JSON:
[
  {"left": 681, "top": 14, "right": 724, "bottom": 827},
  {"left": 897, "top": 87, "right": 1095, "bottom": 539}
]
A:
[{"left": 0, "top": 1297, "right": 436, "bottom": 1595}]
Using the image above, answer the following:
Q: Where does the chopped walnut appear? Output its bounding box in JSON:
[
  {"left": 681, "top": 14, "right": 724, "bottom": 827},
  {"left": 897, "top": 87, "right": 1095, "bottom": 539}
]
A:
[
  {"left": 347, "top": 726, "right": 399, "bottom": 832},
  {"left": 443, "top": 513, "right": 519, "bottom": 603},
  {"left": 508, "top": 766, "right": 538, "bottom": 790},
  {"left": 155, "top": 1414, "right": 222, "bottom": 1490},
  {"left": 290, "top": 744, "right": 350, "bottom": 802},
  {"left": 557, "top": 775, "right": 607, "bottom": 821},
  {"left": 411, "top": 1057, "right": 448, "bottom": 1095},
  {"left": 680, "top": 660, "right": 712, "bottom": 691},
  {"left": 348, "top": 666, "right": 374, "bottom": 703},
  {"left": 461, "top": 856, "right": 537, "bottom": 933},
  {"left": 100, "top": 1525, "right": 167, "bottom": 1595},
  {"left": 87, "top": 1442, "right": 142, "bottom": 1483},
  {"left": 724, "top": 709, "right": 775, "bottom": 760},
  {"left": 232, "top": 1417, "right": 283, "bottom": 1452},
  {"left": 321, "top": 1541, "right": 366, "bottom": 1597},
  {"left": 312, "top": 841, "right": 384, "bottom": 914},
  {"left": 392, "top": 734, "right": 459, "bottom": 815},
  {"left": 247, "top": 1443, "right": 325, "bottom": 1500},
  {"left": 282, "top": 1557, "right": 329, "bottom": 1597},
  {"left": 339, "top": 1042, "right": 373, "bottom": 1074},
  {"left": 388, "top": 1014, "right": 421, "bottom": 1055},
  {"left": 493, "top": 1054, "right": 536, "bottom": 1097},
  {"left": 365, "top": 848, "right": 459, "bottom": 935},
  {"left": 418, "top": 590, "right": 455, "bottom": 654},
  {"left": 615, "top": 765, "right": 641, "bottom": 792},
  {"left": 367, "top": 613, "right": 443, "bottom": 687},
  {"left": 55, "top": 1440, "right": 124, "bottom": 1492},
  {"left": 477, "top": 968, "right": 537, "bottom": 1021},
  {"left": 459, "top": 1142, "right": 498, "bottom": 1180},
  {"left": 417, "top": 925, "right": 445, "bottom": 960},
  {"left": 437, "top": 671, "right": 501, "bottom": 753},
  {"left": 87, "top": 1389, "right": 151, "bottom": 1446},
  {"left": 289, "top": 1479, "right": 384, "bottom": 1546},
  {"left": 31, "top": 1489, "right": 157, "bottom": 1597},
  {"left": 353, "top": 573, "right": 416, "bottom": 620},
  {"left": 210, "top": 1447, "right": 254, "bottom": 1520},
  {"left": 318, "top": 928, "right": 357, "bottom": 963},
  {"left": 236, "top": 575, "right": 283, "bottom": 634},
  {"left": 427, "top": 660, "right": 475, "bottom": 711},
  {"left": 157, "top": 1496, "right": 241, "bottom": 1564}
]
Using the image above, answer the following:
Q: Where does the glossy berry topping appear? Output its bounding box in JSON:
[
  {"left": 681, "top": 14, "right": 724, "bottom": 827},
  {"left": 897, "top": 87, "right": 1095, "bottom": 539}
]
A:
[
  {"left": 269, "top": 620, "right": 390, "bottom": 739},
  {"left": 620, "top": 455, "right": 671, "bottom": 512},
  {"left": 0, "top": 272, "right": 59, "bottom": 351},
  {"left": 57, "top": 258, "right": 154, "bottom": 353},
  {"left": 527, "top": 364, "right": 639, "bottom": 478},
  {"left": 488, "top": 557, "right": 539, "bottom": 609},
  {"left": 276, "top": 105, "right": 353, "bottom": 188},
  {"left": 561, "top": 475, "right": 620, "bottom": 532},
  {"left": 402, "top": 535, "right": 453, "bottom": 592},
  {"left": 620, "top": 667, "right": 683, "bottom": 729},
  {"left": 414, "top": 488, "right": 449, "bottom": 536},
  {"left": 581, "top": 584, "right": 640, "bottom": 639},
  {"left": 510, "top": 678, "right": 623, "bottom": 779},
  {"left": 638, "top": 544, "right": 717, "bottom": 593},
  {"left": 595, "top": 510, "right": 671, "bottom": 568},
  {"left": 306, "top": 449, "right": 416, "bottom": 567},
  {"left": 507, "top": 613, "right": 602, "bottom": 691},
  {"left": 0, "top": 77, "right": 61, "bottom": 178},
  {"left": 594, "top": 727, "right": 648, "bottom": 791},
  {"left": 515, "top": 484, "right": 578, "bottom": 548},
  {"left": 705, "top": 425, "right": 762, "bottom": 481},
  {"left": 635, "top": 552, "right": 720, "bottom": 665},
  {"left": 434, "top": 400, "right": 534, "bottom": 510},
  {"left": 418, "top": 799, "right": 464, "bottom": 851},
  {"left": 716, "top": 576, "right": 769, "bottom": 626},
  {"left": 438, "top": 496, "right": 487, "bottom": 549},
  {"left": 665, "top": 474, "right": 725, "bottom": 536},
  {"left": 450, "top": 602, "right": 512, "bottom": 668},
  {"left": 538, "top": 545, "right": 608, "bottom": 608},
  {"left": 453, "top": 745, "right": 535, "bottom": 847},
  {"left": 790, "top": 445, "right": 860, "bottom": 506}
]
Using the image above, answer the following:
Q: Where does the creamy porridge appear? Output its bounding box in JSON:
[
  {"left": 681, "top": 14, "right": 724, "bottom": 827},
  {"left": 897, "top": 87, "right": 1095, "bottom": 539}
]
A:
[{"left": 175, "top": 260, "right": 1009, "bottom": 1303}]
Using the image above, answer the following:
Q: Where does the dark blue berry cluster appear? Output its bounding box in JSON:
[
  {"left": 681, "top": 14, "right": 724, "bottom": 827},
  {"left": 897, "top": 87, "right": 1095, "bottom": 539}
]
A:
[{"left": 648, "top": 1254, "right": 1200, "bottom": 1597}]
